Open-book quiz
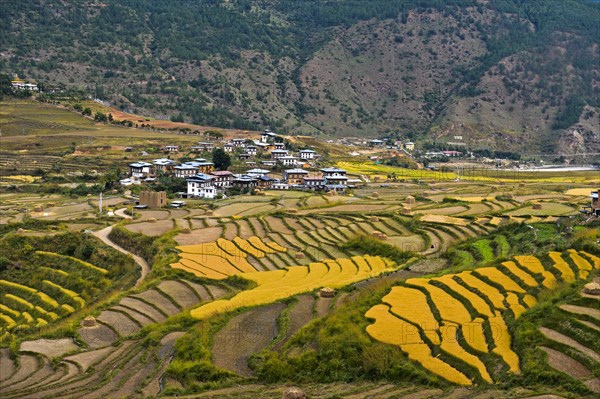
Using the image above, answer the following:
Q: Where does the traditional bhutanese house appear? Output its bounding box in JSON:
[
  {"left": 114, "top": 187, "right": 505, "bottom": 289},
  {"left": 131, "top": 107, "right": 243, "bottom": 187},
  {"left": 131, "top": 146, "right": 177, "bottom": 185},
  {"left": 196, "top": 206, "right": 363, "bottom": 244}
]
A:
[
  {"left": 272, "top": 182, "right": 290, "bottom": 190},
  {"left": 303, "top": 174, "right": 324, "bottom": 190},
  {"left": 284, "top": 168, "right": 309, "bottom": 185},
  {"left": 209, "top": 170, "right": 234, "bottom": 189},
  {"left": 405, "top": 142, "right": 415, "bottom": 151},
  {"left": 261, "top": 129, "right": 278, "bottom": 143},
  {"left": 246, "top": 145, "right": 258, "bottom": 156},
  {"left": 261, "top": 160, "right": 276, "bottom": 168},
  {"left": 274, "top": 142, "right": 286, "bottom": 150},
  {"left": 196, "top": 161, "right": 214, "bottom": 174},
  {"left": 231, "top": 138, "right": 246, "bottom": 148},
  {"left": 163, "top": 145, "right": 180, "bottom": 152},
  {"left": 232, "top": 175, "right": 258, "bottom": 190},
  {"left": 279, "top": 156, "right": 298, "bottom": 167},
  {"left": 257, "top": 175, "right": 274, "bottom": 189},
  {"left": 271, "top": 149, "right": 289, "bottom": 159},
  {"left": 224, "top": 143, "right": 234, "bottom": 153},
  {"left": 238, "top": 153, "right": 252, "bottom": 161},
  {"left": 299, "top": 149, "right": 318, "bottom": 159},
  {"left": 186, "top": 174, "right": 217, "bottom": 199},
  {"left": 129, "top": 162, "right": 153, "bottom": 178},
  {"left": 152, "top": 158, "right": 176, "bottom": 173},
  {"left": 591, "top": 189, "right": 599, "bottom": 216},
  {"left": 197, "top": 142, "right": 214, "bottom": 152},
  {"left": 174, "top": 163, "right": 198, "bottom": 178},
  {"left": 321, "top": 167, "right": 348, "bottom": 192}
]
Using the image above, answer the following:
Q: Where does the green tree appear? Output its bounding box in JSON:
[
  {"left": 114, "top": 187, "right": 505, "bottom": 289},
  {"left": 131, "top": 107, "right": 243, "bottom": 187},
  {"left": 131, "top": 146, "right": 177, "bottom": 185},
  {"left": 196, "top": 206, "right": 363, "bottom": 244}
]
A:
[
  {"left": 94, "top": 111, "right": 107, "bottom": 122},
  {"left": 0, "top": 74, "right": 13, "bottom": 98},
  {"left": 82, "top": 107, "right": 92, "bottom": 116},
  {"left": 212, "top": 148, "right": 231, "bottom": 170}
]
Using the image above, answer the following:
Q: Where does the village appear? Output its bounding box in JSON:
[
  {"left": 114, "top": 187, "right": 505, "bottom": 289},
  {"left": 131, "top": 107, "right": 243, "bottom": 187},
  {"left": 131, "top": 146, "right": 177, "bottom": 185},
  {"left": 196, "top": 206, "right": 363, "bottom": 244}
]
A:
[{"left": 125, "top": 129, "right": 364, "bottom": 202}]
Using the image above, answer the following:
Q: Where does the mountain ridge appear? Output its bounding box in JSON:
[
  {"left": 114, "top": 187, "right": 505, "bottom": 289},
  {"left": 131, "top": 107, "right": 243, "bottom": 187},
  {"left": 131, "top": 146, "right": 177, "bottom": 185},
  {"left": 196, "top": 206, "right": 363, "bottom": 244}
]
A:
[{"left": 1, "top": 0, "right": 599, "bottom": 155}]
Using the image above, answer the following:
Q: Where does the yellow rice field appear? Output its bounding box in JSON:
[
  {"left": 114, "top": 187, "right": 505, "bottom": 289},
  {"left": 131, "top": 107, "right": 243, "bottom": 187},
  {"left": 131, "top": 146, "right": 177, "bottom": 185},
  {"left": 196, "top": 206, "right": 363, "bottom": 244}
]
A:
[
  {"left": 365, "top": 250, "right": 591, "bottom": 385},
  {"left": 420, "top": 214, "right": 469, "bottom": 226}
]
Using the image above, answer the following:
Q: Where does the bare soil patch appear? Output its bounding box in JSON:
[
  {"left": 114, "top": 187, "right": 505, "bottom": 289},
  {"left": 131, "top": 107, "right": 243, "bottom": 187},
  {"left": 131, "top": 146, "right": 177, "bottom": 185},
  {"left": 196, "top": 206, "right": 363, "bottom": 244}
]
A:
[
  {"left": 120, "top": 296, "right": 167, "bottom": 322},
  {"left": 539, "top": 346, "right": 591, "bottom": 379},
  {"left": 20, "top": 338, "right": 79, "bottom": 358},
  {"left": 156, "top": 280, "right": 200, "bottom": 309},
  {"left": 274, "top": 295, "right": 315, "bottom": 351},
  {"left": 212, "top": 303, "right": 285, "bottom": 376},
  {"left": 97, "top": 310, "right": 141, "bottom": 337},
  {"left": 174, "top": 226, "right": 222, "bottom": 245},
  {"left": 559, "top": 304, "right": 600, "bottom": 322},
  {"left": 539, "top": 327, "right": 600, "bottom": 362},
  {"left": 64, "top": 346, "right": 116, "bottom": 372},
  {"left": 77, "top": 323, "right": 117, "bottom": 348},
  {"left": 125, "top": 219, "right": 174, "bottom": 236}
]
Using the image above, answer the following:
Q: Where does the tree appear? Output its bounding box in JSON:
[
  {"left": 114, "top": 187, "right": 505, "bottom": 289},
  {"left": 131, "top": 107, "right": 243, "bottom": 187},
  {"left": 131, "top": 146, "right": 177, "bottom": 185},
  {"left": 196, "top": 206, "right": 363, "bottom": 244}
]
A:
[
  {"left": 212, "top": 148, "right": 231, "bottom": 171},
  {"left": 94, "top": 111, "right": 107, "bottom": 122},
  {"left": 0, "top": 74, "right": 13, "bottom": 98},
  {"left": 82, "top": 107, "right": 92, "bottom": 116}
]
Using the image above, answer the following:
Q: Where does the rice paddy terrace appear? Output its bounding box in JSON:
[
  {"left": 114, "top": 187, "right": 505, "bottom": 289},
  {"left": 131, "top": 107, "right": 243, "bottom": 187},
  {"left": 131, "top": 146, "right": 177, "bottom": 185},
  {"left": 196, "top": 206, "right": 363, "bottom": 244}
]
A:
[{"left": 1, "top": 180, "right": 599, "bottom": 398}]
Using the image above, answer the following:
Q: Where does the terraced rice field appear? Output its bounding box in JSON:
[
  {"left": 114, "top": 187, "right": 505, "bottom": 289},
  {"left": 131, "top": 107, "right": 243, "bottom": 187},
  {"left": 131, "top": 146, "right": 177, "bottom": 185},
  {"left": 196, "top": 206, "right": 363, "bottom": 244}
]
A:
[
  {"left": 365, "top": 249, "right": 598, "bottom": 385},
  {"left": 191, "top": 255, "right": 400, "bottom": 320}
]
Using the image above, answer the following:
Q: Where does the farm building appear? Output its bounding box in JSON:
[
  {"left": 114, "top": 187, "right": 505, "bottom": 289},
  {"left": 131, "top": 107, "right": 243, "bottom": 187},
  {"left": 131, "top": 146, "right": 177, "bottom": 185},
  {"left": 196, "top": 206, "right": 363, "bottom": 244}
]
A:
[
  {"left": 592, "top": 189, "right": 599, "bottom": 216},
  {"left": 279, "top": 156, "right": 298, "bottom": 167},
  {"left": 224, "top": 143, "right": 234, "bottom": 153},
  {"left": 138, "top": 191, "right": 167, "bottom": 208},
  {"left": 271, "top": 149, "right": 289, "bottom": 159},
  {"left": 246, "top": 169, "right": 270, "bottom": 178},
  {"left": 163, "top": 145, "right": 180, "bottom": 152},
  {"left": 233, "top": 175, "right": 258, "bottom": 190},
  {"left": 303, "top": 174, "right": 325, "bottom": 189}
]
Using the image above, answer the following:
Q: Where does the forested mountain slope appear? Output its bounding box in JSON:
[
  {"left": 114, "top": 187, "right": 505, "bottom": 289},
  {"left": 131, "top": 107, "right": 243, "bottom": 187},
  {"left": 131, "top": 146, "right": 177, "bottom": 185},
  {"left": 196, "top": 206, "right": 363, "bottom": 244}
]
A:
[{"left": 1, "top": 0, "right": 599, "bottom": 154}]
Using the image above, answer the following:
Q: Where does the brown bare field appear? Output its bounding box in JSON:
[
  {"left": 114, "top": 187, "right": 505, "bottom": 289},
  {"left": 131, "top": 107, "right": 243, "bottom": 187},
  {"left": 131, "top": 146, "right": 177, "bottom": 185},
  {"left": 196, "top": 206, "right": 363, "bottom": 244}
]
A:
[
  {"left": 539, "top": 346, "right": 591, "bottom": 379},
  {"left": 19, "top": 339, "right": 78, "bottom": 358},
  {"left": 125, "top": 220, "right": 174, "bottom": 236},
  {"left": 174, "top": 226, "right": 223, "bottom": 245}
]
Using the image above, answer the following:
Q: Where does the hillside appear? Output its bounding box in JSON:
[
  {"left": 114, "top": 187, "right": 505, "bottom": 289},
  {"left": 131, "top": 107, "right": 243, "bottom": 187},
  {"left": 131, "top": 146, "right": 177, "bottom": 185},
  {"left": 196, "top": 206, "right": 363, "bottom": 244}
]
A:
[{"left": 1, "top": 0, "right": 599, "bottom": 155}]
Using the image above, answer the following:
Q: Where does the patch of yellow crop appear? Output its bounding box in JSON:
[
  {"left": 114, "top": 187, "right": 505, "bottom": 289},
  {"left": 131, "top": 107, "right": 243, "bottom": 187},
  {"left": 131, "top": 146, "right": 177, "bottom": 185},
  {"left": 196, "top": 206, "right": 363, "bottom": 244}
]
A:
[
  {"left": 439, "top": 322, "right": 492, "bottom": 383},
  {"left": 547, "top": 252, "right": 575, "bottom": 282},
  {"left": 265, "top": 240, "right": 287, "bottom": 253},
  {"left": 580, "top": 251, "right": 600, "bottom": 269},
  {"left": 433, "top": 275, "right": 494, "bottom": 317},
  {"left": 0, "top": 280, "right": 37, "bottom": 294},
  {"left": 248, "top": 236, "right": 276, "bottom": 254},
  {"left": 365, "top": 304, "right": 472, "bottom": 386},
  {"left": 501, "top": 261, "right": 538, "bottom": 287},
  {"left": 420, "top": 214, "right": 469, "bottom": 226},
  {"left": 22, "top": 312, "right": 33, "bottom": 323},
  {"left": 568, "top": 249, "right": 592, "bottom": 279},
  {"left": 475, "top": 267, "right": 526, "bottom": 293},
  {"left": 565, "top": 188, "right": 594, "bottom": 196},
  {"left": 36, "top": 292, "right": 59, "bottom": 308},
  {"left": 0, "top": 314, "right": 16, "bottom": 329},
  {"left": 233, "top": 237, "right": 265, "bottom": 258},
  {"left": 457, "top": 272, "right": 506, "bottom": 310},
  {"left": 488, "top": 217, "right": 503, "bottom": 226},
  {"left": 5, "top": 293, "right": 34, "bottom": 309},
  {"left": 191, "top": 256, "right": 396, "bottom": 320},
  {"left": 522, "top": 294, "right": 537, "bottom": 308},
  {"left": 489, "top": 314, "right": 520, "bottom": 374},
  {"left": 514, "top": 256, "right": 556, "bottom": 289},
  {"left": 505, "top": 293, "right": 527, "bottom": 318},
  {"left": 35, "top": 251, "right": 108, "bottom": 274},
  {"left": 383, "top": 286, "right": 440, "bottom": 344},
  {"left": 0, "top": 304, "right": 19, "bottom": 318}
]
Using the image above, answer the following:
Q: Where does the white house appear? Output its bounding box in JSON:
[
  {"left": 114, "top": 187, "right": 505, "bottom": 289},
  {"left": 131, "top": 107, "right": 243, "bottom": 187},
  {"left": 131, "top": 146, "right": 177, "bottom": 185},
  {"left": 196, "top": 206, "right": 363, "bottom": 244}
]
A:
[
  {"left": 246, "top": 145, "right": 258, "bottom": 156},
  {"left": 231, "top": 138, "right": 246, "bottom": 148},
  {"left": 279, "top": 156, "right": 298, "bottom": 167},
  {"left": 284, "top": 168, "right": 308, "bottom": 185},
  {"left": 303, "top": 174, "right": 325, "bottom": 189},
  {"left": 261, "top": 130, "right": 278, "bottom": 143},
  {"left": 274, "top": 142, "right": 286, "bottom": 150},
  {"left": 186, "top": 174, "right": 217, "bottom": 199},
  {"left": 299, "top": 149, "right": 317, "bottom": 160},
  {"left": 129, "top": 162, "right": 153, "bottom": 178},
  {"left": 163, "top": 145, "right": 180, "bottom": 152},
  {"left": 405, "top": 142, "right": 415, "bottom": 151},
  {"left": 224, "top": 143, "right": 234, "bottom": 153},
  {"left": 321, "top": 167, "right": 348, "bottom": 191}
]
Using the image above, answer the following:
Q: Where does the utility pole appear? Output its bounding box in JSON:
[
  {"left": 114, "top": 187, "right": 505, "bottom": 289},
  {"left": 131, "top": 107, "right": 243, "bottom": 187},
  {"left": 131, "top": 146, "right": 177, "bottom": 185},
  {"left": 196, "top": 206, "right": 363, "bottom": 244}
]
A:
[{"left": 99, "top": 192, "right": 103, "bottom": 214}]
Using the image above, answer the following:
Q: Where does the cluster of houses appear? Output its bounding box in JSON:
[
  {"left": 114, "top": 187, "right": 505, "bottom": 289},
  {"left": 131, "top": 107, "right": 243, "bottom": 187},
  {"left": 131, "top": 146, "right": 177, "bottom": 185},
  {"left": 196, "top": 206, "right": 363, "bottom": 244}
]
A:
[{"left": 124, "top": 129, "right": 351, "bottom": 199}]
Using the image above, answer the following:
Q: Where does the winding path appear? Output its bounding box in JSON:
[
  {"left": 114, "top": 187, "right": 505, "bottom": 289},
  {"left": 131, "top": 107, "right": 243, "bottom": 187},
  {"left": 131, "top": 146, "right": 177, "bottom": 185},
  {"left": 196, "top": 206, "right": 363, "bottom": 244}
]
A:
[{"left": 93, "top": 226, "right": 149, "bottom": 287}]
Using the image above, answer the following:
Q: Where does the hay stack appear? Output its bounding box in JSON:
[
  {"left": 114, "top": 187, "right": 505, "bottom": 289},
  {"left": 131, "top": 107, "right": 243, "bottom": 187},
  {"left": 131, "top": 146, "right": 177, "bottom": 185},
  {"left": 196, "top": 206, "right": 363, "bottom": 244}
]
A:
[
  {"left": 583, "top": 282, "right": 600, "bottom": 296},
  {"left": 327, "top": 190, "right": 336, "bottom": 197},
  {"left": 206, "top": 210, "right": 214, "bottom": 216},
  {"left": 422, "top": 192, "right": 430, "bottom": 197},
  {"left": 532, "top": 203, "right": 542, "bottom": 210},
  {"left": 33, "top": 205, "right": 44, "bottom": 212},
  {"left": 295, "top": 252, "right": 305, "bottom": 260},
  {"left": 283, "top": 387, "right": 306, "bottom": 399},
  {"left": 401, "top": 208, "right": 412, "bottom": 215},
  {"left": 519, "top": 183, "right": 525, "bottom": 187},
  {"left": 371, "top": 192, "right": 380, "bottom": 198},
  {"left": 319, "top": 287, "right": 336, "bottom": 298},
  {"left": 82, "top": 316, "right": 97, "bottom": 327},
  {"left": 147, "top": 217, "right": 157, "bottom": 223},
  {"left": 288, "top": 208, "right": 298, "bottom": 213},
  {"left": 46, "top": 202, "right": 56, "bottom": 208},
  {"left": 16, "top": 228, "right": 25, "bottom": 234},
  {"left": 405, "top": 195, "right": 416, "bottom": 205},
  {"left": 372, "top": 231, "right": 388, "bottom": 240},
  {"left": 180, "top": 227, "right": 191, "bottom": 234},
  {"left": 370, "top": 216, "right": 380, "bottom": 222}
]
